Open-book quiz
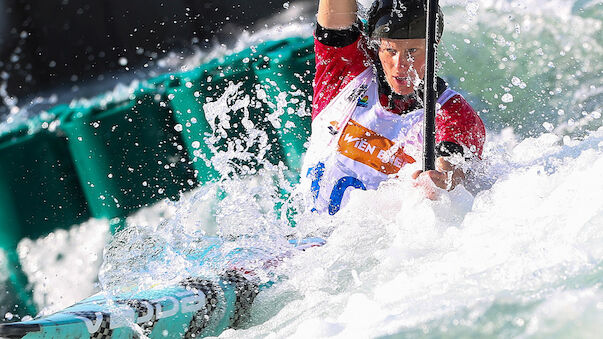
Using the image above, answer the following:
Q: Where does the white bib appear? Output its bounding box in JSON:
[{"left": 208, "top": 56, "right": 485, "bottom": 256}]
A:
[{"left": 301, "top": 67, "right": 458, "bottom": 215}]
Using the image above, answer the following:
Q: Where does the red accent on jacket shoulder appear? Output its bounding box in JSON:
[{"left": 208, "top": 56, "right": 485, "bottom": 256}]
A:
[
  {"left": 312, "top": 35, "right": 370, "bottom": 120},
  {"left": 436, "top": 94, "right": 486, "bottom": 158}
]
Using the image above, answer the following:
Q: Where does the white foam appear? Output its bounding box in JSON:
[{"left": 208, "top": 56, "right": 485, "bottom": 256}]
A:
[
  {"left": 0, "top": 250, "right": 9, "bottom": 283},
  {"left": 17, "top": 219, "right": 109, "bottom": 316},
  {"left": 218, "top": 128, "right": 603, "bottom": 337}
]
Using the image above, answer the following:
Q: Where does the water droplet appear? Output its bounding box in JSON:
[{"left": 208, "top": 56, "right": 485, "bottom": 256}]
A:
[
  {"left": 501, "top": 93, "right": 513, "bottom": 103},
  {"left": 542, "top": 122, "right": 554, "bottom": 132},
  {"left": 118, "top": 57, "right": 128, "bottom": 66},
  {"left": 174, "top": 124, "right": 183, "bottom": 132},
  {"left": 466, "top": 2, "right": 479, "bottom": 18}
]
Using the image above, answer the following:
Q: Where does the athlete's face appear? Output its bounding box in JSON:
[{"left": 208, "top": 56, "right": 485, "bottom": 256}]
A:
[{"left": 377, "top": 38, "right": 426, "bottom": 95}]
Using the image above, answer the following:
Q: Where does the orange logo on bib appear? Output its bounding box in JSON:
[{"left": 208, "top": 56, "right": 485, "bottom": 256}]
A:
[{"left": 337, "top": 120, "right": 415, "bottom": 174}]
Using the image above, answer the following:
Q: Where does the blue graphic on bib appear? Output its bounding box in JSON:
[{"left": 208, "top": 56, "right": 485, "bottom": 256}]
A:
[{"left": 328, "top": 176, "right": 366, "bottom": 215}]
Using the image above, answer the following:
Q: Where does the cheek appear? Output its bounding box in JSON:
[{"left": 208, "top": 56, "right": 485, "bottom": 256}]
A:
[
  {"left": 408, "top": 57, "right": 426, "bottom": 75},
  {"left": 415, "top": 54, "right": 427, "bottom": 70},
  {"left": 379, "top": 55, "right": 394, "bottom": 74},
  {"left": 416, "top": 61, "right": 426, "bottom": 72}
]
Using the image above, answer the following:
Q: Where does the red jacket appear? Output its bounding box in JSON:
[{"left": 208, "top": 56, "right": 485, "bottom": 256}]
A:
[{"left": 312, "top": 35, "right": 486, "bottom": 157}]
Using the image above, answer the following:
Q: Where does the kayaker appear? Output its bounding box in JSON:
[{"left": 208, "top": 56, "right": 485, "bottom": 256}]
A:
[{"left": 301, "top": 0, "right": 486, "bottom": 215}]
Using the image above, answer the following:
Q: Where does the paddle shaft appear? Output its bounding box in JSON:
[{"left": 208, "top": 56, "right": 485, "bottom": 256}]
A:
[{"left": 423, "top": 0, "right": 439, "bottom": 171}]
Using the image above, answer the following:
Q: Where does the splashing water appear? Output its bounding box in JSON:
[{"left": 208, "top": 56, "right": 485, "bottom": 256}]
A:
[
  {"left": 439, "top": 0, "right": 602, "bottom": 137},
  {"left": 5, "top": 0, "right": 603, "bottom": 337},
  {"left": 221, "top": 127, "right": 603, "bottom": 338}
]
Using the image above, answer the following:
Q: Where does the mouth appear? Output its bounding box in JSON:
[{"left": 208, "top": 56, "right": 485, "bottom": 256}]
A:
[{"left": 392, "top": 76, "right": 412, "bottom": 87}]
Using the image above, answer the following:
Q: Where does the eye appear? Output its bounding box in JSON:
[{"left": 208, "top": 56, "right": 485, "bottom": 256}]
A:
[
  {"left": 385, "top": 48, "right": 397, "bottom": 55},
  {"left": 407, "top": 48, "right": 418, "bottom": 54}
]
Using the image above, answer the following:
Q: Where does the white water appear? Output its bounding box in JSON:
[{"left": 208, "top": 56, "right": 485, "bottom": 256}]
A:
[
  {"left": 6, "top": 0, "right": 603, "bottom": 337},
  {"left": 228, "top": 128, "right": 603, "bottom": 338}
]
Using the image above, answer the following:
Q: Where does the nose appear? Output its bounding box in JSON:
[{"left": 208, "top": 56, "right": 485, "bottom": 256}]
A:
[{"left": 393, "top": 52, "right": 410, "bottom": 71}]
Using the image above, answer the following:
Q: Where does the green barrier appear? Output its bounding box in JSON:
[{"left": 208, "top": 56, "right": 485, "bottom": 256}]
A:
[
  {"left": 165, "top": 64, "right": 221, "bottom": 183},
  {"left": 0, "top": 160, "right": 34, "bottom": 317},
  {"left": 0, "top": 249, "right": 36, "bottom": 318},
  {"left": 0, "top": 108, "right": 91, "bottom": 317},
  {"left": 60, "top": 85, "right": 196, "bottom": 219},
  {"left": 168, "top": 38, "right": 313, "bottom": 181},
  {"left": 0, "top": 115, "right": 90, "bottom": 235},
  {"left": 253, "top": 36, "right": 315, "bottom": 173},
  {"left": 0, "top": 37, "right": 319, "bottom": 316},
  {"left": 249, "top": 37, "right": 315, "bottom": 223}
]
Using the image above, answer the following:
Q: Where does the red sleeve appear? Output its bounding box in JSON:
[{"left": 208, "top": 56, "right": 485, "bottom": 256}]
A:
[
  {"left": 436, "top": 95, "right": 486, "bottom": 158},
  {"left": 312, "top": 36, "right": 370, "bottom": 120}
]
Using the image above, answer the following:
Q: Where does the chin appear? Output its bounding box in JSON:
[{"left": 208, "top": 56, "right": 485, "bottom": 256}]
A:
[
  {"left": 393, "top": 87, "right": 414, "bottom": 96},
  {"left": 386, "top": 79, "right": 415, "bottom": 96}
]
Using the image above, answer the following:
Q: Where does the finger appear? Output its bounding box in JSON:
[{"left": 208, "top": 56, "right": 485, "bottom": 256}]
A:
[
  {"left": 412, "top": 172, "right": 439, "bottom": 200},
  {"left": 425, "top": 170, "right": 448, "bottom": 190},
  {"left": 411, "top": 170, "right": 423, "bottom": 179}
]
